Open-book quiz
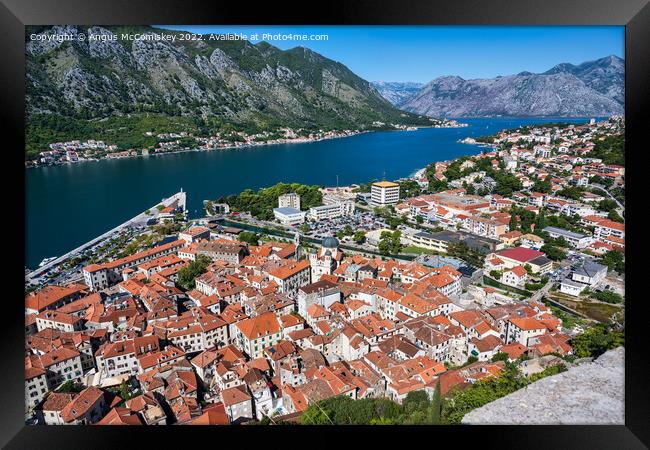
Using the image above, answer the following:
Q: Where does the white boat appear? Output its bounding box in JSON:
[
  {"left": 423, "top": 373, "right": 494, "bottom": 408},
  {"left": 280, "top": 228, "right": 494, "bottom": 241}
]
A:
[{"left": 38, "top": 256, "right": 58, "bottom": 267}]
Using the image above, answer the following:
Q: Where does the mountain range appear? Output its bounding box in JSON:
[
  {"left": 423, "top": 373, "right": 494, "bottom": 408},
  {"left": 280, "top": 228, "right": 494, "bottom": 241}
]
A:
[
  {"left": 25, "top": 28, "right": 624, "bottom": 159},
  {"left": 25, "top": 25, "right": 430, "bottom": 159},
  {"left": 372, "top": 55, "right": 624, "bottom": 117}
]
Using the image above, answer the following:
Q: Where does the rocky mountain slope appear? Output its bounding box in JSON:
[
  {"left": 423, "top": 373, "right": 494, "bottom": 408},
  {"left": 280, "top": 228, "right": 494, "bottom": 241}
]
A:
[
  {"left": 462, "top": 348, "right": 624, "bottom": 425},
  {"left": 25, "top": 25, "right": 430, "bottom": 158},
  {"left": 394, "top": 56, "right": 624, "bottom": 118},
  {"left": 370, "top": 81, "right": 424, "bottom": 106},
  {"left": 543, "top": 55, "right": 624, "bottom": 105}
]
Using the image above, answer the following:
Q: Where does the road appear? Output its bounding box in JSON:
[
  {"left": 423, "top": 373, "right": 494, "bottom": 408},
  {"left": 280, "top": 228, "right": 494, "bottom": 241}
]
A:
[
  {"left": 590, "top": 184, "right": 624, "bottom": 216},
  {"left": 528, "top": 279, "right": 555, "bottom": 303}
]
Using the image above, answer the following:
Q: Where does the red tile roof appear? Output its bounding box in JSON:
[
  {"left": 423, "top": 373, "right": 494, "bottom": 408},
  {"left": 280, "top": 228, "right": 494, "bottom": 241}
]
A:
[{"left": 496, "top": 247, "right": 545, "bottom": 263}]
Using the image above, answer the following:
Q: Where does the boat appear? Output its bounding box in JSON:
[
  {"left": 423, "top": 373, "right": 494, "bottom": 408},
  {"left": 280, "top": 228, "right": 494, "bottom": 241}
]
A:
[{"left": 38, "top": 256, "right": 58, "bottom": 267}]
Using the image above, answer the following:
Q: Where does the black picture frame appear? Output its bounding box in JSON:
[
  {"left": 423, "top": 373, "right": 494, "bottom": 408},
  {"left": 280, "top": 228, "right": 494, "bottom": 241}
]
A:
[{"left": 3, "top": 0, "right": 648, "bottom": 447}]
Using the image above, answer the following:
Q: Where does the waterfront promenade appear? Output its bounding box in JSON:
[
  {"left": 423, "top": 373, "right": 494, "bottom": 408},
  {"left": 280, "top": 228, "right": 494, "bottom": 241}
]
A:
[{"left": 26, "top": 191, "right": 186, "bottom": 285}]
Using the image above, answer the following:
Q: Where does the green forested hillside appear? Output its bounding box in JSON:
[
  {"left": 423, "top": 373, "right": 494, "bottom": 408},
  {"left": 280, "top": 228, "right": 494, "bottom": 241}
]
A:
[{"left": 25, "top": 25, "right": 433, "bottom": 159}]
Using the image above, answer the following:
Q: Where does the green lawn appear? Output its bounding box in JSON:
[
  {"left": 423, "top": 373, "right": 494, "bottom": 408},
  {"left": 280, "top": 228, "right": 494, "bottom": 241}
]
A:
[{"left": 401, "top": 245, "right": 439, "bottom": 255}]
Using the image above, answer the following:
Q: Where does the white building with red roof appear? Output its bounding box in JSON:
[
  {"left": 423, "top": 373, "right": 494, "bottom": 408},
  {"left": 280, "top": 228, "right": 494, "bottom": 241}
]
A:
[
  {"left": 487, "top": 247, "right": 552, "bottom": 274},
  {"left": 500, "top": 265, "right": 529, "bottom": 288}
]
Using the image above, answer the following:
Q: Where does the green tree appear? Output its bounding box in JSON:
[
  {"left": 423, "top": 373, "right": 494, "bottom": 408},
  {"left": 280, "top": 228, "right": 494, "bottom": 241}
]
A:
[
  {"left": 491, "top": 352, "right": 510, "bottom": 362},
  {"left": 591, "top": 175, "right": 614, "bottom": 188},
  {"left": 441, "top": 362, "right": 529, "bottom": 424},
  {"left": 509, "top": 212, "right": 518, "bottom": 231},
  {"left": 600, "top": 250, "right": 625, "bottom": 273},
  {"left": 589, "top": 134, "right": 624, "bottom": 166},
  {"left": 378, "top": 230, "right": 402, "bottom": 255},
  {"left": 489, "top": 270, "right": 503, "bottom": 279},
  {"left": 117, "top": 380, "right": 140, "bottom": 400},
  {"left": 557, "top": 186, "right": 584, "bottom": 200},
  {"left": 427, "top": 178, "right": 448, "bottom": 193},
  {"left": 429, "top": 380, "right": 441, "bottom": 424},
  {"left": 219, "top": 183, "right": 323, "bottom": 220},
  {"left": 607, "top": 210, "right": 624, "bottom": 223},
  {"left": 571, "top": 324, "right": 624, "bottom": 358},
  {"left": 399, "top": 180, "right": 422, "bottom": 199},
  {"left": 493, "top": 172, "right": 523, "bottom": 196},
  {"left": 535, "top": 208, "right": 547, "bottom": 230},
  {"left": 532, "top": 175, "right": 552, "bottom": 194},
  {"left": 597, "top": 199, "right": 618, "bottom": 213},
  {"left": 56, "top": 380, "right": 83, "bottom": 393},
  {"left": 238, "top": 231, "right": 260, "bottom": 246},
  {"left": 176, "top": 255, "right": 211, "bottom": 290},
  {"left": 540, "top": 244, "right": 566, "bottom": 261},
  {"left": 591, "top": 290, "right": 623, "bottom": 304}
]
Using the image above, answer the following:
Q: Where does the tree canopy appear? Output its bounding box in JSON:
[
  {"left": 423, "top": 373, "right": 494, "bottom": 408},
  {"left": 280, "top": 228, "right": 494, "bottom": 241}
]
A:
[
  {"left": 571, "top": 324, "right": 624, "bottom": 358},
  {"left": 301, "top": 384, "right": 441, "bottom": 425},
  {"left": 176, "top": 254, "right": 212, "bottom": 290},
  {"left": 219, "top": 183, "right": 323, "bottom": 220}
]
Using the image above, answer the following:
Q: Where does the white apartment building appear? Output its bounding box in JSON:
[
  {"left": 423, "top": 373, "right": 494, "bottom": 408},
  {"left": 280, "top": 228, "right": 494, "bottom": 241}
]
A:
[
  {"left": 35, "top": 311, "right": 85, "bottom": 333},
  {"left": 594, "top": 220, "right": 625, "bottom": 241},
  {"left": 506, "top": 317, "right": 546, "bottom": 346},
  {"left": 463, "top": 216, "right": 508, "bottom": 239},
  {"left": 267, "top": 260, "right": 311, "bottom": 298},
  {"left": 95, "top": 336, "right": 159, "bottom": 379},
  {"left": 25, "top": 368, "right": 48, "bottom": 410},
  {"left": 306, "top": 201, "right": 355, "bottom": 221},
  {"left": 234, "top": 313, "right": 283, "bottom": 359},
  {"left": 167, "top": 320, "right": 228, "bottom": 354},
  {"left": 370, "top": 181, "right": 400, "bottom": 206},
  {"left": 297, "top": 279, "right": 341, "bottom": 317},
  {"left": 543, "top": 226, "right": 593, "bottom": 249},
  {"left": 278, "top": 193, "right": 301, "bottom": 210},
  {"left": 29, "top": 348, "right": 84, "bottom": 390}
]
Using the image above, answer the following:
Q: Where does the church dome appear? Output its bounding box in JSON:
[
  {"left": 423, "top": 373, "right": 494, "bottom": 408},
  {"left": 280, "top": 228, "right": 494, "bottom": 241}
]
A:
[{"left": 322, "top": 236, "right": 339, "bottom": 249}]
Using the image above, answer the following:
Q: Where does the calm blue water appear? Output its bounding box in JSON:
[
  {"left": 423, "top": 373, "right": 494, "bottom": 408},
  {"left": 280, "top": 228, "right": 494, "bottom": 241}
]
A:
[{"left": 25, "top": 117, "right": 597, "bottom": 268}]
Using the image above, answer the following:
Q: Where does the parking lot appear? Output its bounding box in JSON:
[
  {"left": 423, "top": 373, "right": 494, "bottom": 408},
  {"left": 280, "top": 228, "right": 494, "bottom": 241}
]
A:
[{"left": 303, "top": 211, "right": 389, "bottom": 240}]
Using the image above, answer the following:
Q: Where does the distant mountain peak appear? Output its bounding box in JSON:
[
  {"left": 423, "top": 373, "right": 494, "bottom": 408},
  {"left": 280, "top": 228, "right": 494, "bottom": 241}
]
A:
[
  {"left": 543, "top": 63, "right": 576, "bottom": 75},
  {"left": 437, "top": 75, "right": 465, "bottom": 82},
  {"left": 370, "top": 81, "right": 425, "bottom": 106}
]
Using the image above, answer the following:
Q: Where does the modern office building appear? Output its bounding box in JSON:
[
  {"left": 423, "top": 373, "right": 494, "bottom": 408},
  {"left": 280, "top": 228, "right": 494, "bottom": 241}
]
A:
[
  {"left": 370, "top": 181, "right": 400, "bottom": 206},
  {"left": 273, "top": 207, "right": 306, "bottom": 226}
]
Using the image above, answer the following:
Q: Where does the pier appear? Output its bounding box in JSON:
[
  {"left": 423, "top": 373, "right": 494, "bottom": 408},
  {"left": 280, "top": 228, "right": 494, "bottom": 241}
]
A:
[{"left": 26, "top": 191, "right": 186, "bottom": 285}]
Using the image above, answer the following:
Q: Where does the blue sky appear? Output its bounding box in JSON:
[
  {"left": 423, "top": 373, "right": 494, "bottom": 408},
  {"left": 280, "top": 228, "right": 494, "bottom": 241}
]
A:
[{"left": 156, "top": 25, "right": 624, "bottom": 83}]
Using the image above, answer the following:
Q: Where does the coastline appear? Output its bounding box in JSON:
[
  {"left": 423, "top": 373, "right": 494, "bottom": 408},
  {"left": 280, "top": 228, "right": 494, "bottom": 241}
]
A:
[
  {"left": 25, "top": 122, "right": 469, "bottom": 170},
  {"left": 25, "top": 131, "right": 365, "bottom": 169}
]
